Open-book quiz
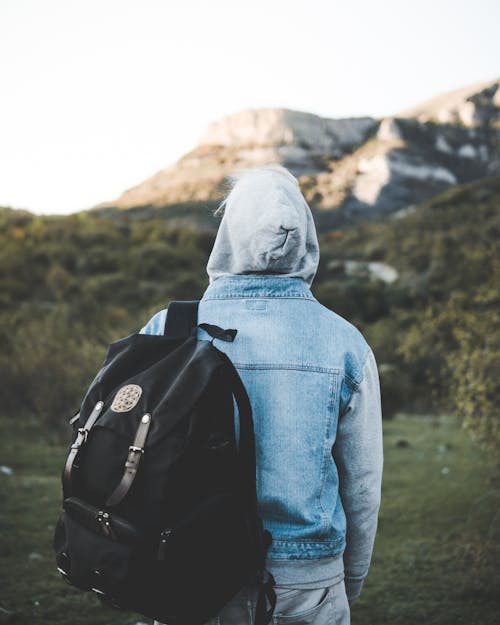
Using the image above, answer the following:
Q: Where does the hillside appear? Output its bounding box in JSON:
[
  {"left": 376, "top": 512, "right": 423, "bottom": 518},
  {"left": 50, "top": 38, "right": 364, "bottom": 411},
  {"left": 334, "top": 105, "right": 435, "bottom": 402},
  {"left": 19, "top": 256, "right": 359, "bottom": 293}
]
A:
[
  {"left": 1, "top": 175, "right": 499, "bottom": 447},
  {"left": 316, "top": 175, "right": 500, "bottom": 441},
  {"left": 95, "top": 79, "right": 500, "bottom": 229}
]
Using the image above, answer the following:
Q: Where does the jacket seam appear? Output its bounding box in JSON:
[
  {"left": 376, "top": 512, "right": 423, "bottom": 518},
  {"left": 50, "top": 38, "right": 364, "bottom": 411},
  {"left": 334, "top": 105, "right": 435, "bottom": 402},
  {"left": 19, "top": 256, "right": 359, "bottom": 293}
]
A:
[
  {"left": 266, "top": 538, "right": 345, "bottom": 559},
  {"left": 233, "top": 363, "right": 342, "bottom": 374},
  {"left": 318, "top": 371, "right": 339, "bottom": 535},
  {"left": 342, "top": 346, "right": 373, "bottom": 412},
  {"left": 202, "top": 294, "right": 315, "bottom": 300},
  {"left": 268, "top": 538, "right": 345, "bottom": 545}
]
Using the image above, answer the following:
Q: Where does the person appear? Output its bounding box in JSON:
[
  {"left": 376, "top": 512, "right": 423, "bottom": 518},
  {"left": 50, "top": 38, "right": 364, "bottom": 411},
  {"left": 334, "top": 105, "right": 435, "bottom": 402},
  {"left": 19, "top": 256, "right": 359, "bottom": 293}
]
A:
[{"left": 140, "top": 164, "right": 383, "bottom": 625}]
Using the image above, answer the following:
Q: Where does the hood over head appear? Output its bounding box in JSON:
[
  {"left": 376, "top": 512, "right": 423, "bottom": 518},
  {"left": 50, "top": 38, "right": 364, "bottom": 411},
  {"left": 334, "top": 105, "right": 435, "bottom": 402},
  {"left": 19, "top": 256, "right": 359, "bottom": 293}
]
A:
[{"left": 206, "top": 165, "right": 320, "bottom": 286}]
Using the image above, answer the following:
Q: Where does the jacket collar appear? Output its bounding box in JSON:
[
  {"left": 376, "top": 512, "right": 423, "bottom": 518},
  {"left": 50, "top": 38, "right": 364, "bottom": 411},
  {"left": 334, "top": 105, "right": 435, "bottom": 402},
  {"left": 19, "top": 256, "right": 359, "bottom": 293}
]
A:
[{"left": 201, "top": 274, "right": 315, "bottom": 300}]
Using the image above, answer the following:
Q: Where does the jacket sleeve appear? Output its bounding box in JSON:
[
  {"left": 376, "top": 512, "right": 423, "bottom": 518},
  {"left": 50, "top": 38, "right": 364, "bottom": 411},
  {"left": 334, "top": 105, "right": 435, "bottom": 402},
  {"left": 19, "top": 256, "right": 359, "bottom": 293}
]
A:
[
  {"left": 333, "top": 348, "right": 383, "bottom": 601},
  {"left": 139, "top": 308, "right": 168, "bottom": 335}
]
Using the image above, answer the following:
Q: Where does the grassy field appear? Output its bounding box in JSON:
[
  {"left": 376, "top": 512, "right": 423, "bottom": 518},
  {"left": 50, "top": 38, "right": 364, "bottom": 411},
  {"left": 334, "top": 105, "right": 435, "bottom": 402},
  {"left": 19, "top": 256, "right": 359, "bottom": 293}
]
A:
[{"left": 0, "top": 415, "right": 499, "bottom": 625}]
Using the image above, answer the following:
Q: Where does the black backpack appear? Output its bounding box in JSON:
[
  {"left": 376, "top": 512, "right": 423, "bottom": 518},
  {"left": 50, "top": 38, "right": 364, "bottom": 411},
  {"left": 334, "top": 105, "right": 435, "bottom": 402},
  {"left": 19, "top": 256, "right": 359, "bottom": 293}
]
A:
[{"left": 53, "top": 301, "right": 276, "bottom": 625}]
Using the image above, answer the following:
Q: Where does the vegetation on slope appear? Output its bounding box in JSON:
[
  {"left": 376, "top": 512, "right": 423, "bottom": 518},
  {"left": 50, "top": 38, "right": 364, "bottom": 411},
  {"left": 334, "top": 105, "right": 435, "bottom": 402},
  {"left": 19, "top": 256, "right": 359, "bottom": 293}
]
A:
[
  {"left": 316, "top": 176, "right": 500, "bottom": 447},
  {"left": 0, "top": 175, "right": 499, "bottom": 447}
]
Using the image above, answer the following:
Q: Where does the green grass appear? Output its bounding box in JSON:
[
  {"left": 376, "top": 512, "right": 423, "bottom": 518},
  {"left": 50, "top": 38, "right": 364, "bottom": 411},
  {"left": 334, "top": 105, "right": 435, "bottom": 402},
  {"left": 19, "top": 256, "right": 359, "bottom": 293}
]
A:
[
  {"left": 0, "top": 421, "right": 138, "bottom": 625},
  {"left": 0, "top": 416, "right": 499, "bottom": 625},
  {"left": 352, "top": 416, "right": 500, "bottom": 625}
]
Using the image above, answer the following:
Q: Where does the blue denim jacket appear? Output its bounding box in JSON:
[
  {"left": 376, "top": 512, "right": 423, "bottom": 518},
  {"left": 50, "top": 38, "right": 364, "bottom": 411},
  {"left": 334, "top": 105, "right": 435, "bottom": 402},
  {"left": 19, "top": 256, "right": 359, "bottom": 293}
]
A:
[{"left": 141, "top": 274, "right": 383, "bottom": 599}]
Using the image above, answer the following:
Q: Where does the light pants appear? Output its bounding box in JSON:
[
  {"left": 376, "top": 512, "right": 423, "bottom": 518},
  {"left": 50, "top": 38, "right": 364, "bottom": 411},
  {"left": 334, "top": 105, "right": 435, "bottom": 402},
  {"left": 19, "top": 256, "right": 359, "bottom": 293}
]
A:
[{"left": 154, "top": 580, "right": 350, "bottom": 625}]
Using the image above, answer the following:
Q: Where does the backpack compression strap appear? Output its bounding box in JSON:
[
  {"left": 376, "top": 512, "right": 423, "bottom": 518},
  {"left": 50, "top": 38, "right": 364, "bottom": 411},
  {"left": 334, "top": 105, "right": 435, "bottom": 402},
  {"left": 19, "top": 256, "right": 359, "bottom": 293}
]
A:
[
  {"left": 105, "top": 412, "right": 152, "bottom": 507},
  {"left": 63, "top": 401, "right": 104, "bottom": 497}
]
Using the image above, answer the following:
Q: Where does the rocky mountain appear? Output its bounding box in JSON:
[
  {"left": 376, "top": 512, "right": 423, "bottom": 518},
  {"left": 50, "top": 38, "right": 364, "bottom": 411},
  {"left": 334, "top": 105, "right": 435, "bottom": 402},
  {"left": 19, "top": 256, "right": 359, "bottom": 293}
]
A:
[{"left": 96, "top": 78, "right": 500, "bottom": 228}]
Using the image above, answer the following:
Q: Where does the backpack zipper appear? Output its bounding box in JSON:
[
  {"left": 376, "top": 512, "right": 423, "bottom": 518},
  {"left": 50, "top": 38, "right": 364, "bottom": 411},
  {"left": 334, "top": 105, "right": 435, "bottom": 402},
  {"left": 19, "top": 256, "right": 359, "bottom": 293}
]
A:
[
  {"left": 96, "top": 510, "right": 117, "bottom": 540},
  {"left": 156, "top": 493, "right": 233, "bottom": 560},
  {"left": 158, "top": 528, "right": 173, "bottom": 560}
]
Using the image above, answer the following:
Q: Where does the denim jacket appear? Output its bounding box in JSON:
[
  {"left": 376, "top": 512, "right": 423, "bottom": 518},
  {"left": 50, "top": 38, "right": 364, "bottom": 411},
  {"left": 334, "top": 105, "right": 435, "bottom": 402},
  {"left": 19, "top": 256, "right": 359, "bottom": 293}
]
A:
[{"left": 141, "top": 274, "right": 383, "bottom": 599}]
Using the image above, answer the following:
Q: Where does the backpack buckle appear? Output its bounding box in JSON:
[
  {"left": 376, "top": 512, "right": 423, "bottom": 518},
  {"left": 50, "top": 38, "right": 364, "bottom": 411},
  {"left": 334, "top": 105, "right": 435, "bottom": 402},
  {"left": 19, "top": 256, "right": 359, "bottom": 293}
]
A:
[
  {"left": 128, "top": 445, "right": 144, "bottom": 454},
  {"left": 125, "top": 446, "right": 144, "bottom": 470},
  {"left": 70, "top": 428, "right": 88, "bottom": 449}
]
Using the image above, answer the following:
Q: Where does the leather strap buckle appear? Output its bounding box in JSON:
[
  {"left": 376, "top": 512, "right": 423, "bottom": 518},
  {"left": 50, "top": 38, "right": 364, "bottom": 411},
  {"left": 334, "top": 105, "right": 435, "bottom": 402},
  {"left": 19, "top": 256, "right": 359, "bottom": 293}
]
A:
[
  {"left": 128, "top": 445, "right": 144, "bottom": 454},
  {"left": 63, "top": 401, "right": 104, "bottom": 496},
  {"left": 106, "top": 413, "right": 152, "bottom": 507},
  {"left": 77, "top": 427, "right": 88, "bottom": 443}
]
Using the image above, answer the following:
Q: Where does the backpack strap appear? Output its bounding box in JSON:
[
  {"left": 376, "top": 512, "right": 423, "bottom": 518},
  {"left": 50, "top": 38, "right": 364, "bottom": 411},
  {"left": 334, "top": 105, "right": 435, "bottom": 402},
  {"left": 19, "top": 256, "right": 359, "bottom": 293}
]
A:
[
  {"left": 163, "top": 301, "right": 199, "bottom": 338},
  {"left": 105, "top": 412, "right": 153, "bottom": 507},
  {"left": 217, "top": 352, "right": 276, "bottom": 625},
  {"left": 63, "top": 401, "right": 104, "bottom": 497},
  {"left": 105, "top": 301, "right": 198, "bottom": 508}
]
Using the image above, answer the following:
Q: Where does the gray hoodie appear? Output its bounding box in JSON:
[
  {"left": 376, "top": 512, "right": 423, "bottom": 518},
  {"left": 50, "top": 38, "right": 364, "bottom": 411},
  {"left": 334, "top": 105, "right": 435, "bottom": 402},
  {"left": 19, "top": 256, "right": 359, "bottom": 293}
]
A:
[{"left": 206, "top": 165, "right": 320, "bottom": 286}]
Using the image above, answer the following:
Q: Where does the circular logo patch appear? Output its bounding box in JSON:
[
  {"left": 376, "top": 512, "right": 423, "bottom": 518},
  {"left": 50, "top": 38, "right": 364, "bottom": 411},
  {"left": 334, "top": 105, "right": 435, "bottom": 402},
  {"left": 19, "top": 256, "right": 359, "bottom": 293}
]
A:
[{"left": 111, "top": 384, "right": 143, "bottom": 413}]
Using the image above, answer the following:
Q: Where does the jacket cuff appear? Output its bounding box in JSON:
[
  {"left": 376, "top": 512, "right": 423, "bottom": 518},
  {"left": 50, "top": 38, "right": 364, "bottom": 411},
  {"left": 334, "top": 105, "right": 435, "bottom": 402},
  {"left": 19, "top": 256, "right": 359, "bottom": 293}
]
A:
[{"left": 344, "top": 576, "right": 365, "bottom": 601}]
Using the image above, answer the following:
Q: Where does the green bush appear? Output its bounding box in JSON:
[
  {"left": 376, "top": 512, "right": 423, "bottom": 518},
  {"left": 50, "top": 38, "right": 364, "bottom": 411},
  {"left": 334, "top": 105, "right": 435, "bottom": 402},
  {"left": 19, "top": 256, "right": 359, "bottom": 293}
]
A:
[{"left": 0, "top": 176, "right": 499, "bottom": 443}]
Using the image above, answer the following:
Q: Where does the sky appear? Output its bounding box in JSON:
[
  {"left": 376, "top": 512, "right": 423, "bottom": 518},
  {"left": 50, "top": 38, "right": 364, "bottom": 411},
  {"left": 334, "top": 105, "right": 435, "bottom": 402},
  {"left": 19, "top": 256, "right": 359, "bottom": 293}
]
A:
[{"left": 0, "top": 0, "right": 499, "bottom": 215}]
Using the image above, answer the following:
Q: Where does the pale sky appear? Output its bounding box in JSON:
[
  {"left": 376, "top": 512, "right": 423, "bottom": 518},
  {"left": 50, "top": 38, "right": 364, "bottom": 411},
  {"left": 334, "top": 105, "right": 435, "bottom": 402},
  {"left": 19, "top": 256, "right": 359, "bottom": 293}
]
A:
[{"left": 1, "top": 0, "right": 499, "bottom": 214}]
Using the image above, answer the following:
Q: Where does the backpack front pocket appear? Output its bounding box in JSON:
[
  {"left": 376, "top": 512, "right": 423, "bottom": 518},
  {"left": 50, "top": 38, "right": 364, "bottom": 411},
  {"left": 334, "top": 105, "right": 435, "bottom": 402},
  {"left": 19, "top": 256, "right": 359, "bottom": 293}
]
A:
[{"left": 53, "top": 498, "right": 143, "bottom": 606}]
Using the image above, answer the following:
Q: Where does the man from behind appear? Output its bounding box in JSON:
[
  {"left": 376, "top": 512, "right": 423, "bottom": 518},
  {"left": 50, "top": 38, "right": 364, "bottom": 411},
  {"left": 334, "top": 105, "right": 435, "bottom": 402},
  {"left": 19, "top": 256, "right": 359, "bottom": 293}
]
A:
[{"left": 143, "top": 164, "right": 383, "bottom": 625}]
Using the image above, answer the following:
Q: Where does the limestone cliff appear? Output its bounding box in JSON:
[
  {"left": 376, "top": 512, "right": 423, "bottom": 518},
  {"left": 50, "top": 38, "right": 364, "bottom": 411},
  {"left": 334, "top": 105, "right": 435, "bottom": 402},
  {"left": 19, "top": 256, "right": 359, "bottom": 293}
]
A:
[{"left": 96, "top": 78, "right": 499, "bottom": 226}]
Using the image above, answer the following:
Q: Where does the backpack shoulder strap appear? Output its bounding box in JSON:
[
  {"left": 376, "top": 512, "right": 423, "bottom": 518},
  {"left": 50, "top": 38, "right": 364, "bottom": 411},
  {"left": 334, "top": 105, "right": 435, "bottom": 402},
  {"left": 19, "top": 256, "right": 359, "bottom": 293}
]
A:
[{"left": 163, "top": 300, "right": 199, "bottom": 338}]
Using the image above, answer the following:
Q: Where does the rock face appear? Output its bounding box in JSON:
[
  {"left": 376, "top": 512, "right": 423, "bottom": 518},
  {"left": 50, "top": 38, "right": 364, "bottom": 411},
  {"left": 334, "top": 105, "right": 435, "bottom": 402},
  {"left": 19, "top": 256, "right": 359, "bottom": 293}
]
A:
[
  {"left": 98, "top": 78, "right": 500, "bottom": 226},
  {"left": 327, "top": 259, "right": 399, "bottom": 283},
  {"left": 397, "top": 79, "right": 500, "bottom": 127},
  {"left": 103, "top": 109, "right": 377, "bottom": 210},
  {"left": 199, "top": 108, "right": 376, "bottom": 155}
]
